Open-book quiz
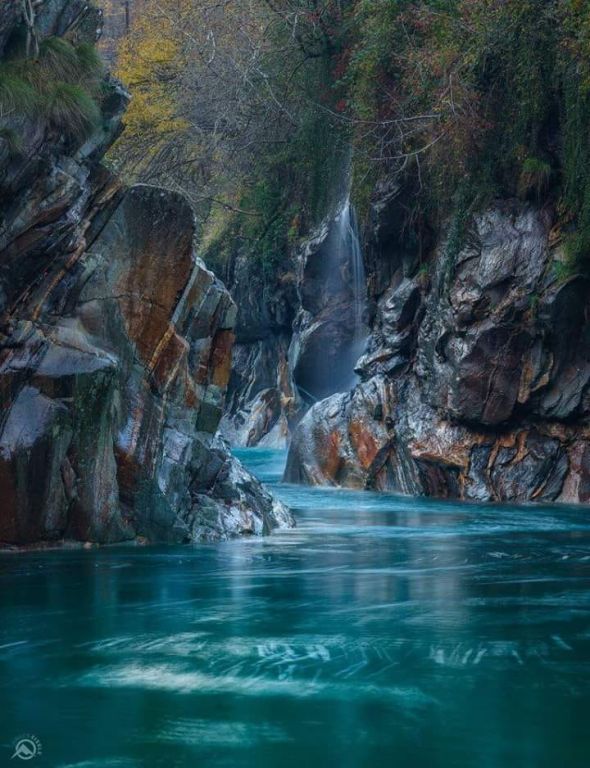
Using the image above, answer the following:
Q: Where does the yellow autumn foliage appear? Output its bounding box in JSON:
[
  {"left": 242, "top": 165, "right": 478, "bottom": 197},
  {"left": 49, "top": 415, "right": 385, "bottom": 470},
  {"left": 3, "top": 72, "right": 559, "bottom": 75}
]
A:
[{"left": 111, "top": 1, "right": 189, "bottom": 163}]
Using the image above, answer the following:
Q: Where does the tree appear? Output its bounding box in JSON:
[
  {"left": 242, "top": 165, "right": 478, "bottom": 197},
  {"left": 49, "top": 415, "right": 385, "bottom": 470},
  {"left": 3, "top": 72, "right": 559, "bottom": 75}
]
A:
[{"left": 107, "top": 0, "right": 346, "bottom": 258}]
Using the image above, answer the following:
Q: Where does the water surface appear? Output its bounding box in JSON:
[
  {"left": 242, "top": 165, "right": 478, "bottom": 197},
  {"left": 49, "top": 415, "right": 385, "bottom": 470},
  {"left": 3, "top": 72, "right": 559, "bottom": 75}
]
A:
[{"left": 1, "top": 448, "right": 589, "bottom": 766}]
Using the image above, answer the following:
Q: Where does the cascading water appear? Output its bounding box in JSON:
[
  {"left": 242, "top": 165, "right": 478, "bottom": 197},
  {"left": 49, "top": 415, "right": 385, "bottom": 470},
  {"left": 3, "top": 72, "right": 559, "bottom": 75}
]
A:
[
  {"left": 292, "top": 193, "right": 368, "bottom": 402},
  {"left": 337, "top": 196, "right": 367, "bottom": 345},
  {"left": 335, "top": 196, "right": 368, "bottom": 389}
]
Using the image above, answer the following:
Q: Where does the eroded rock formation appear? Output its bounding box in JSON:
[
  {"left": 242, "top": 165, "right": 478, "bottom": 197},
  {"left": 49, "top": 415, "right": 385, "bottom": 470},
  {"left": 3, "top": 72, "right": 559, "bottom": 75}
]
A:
[
  {"left": 220, "top": 205, "right": 366, "bottom": 448},
  {"left": 286, "top": 198, "right": 590, "bottom": 504},
  {"left": 218, "top": 243, "right": 298, "bottom": 449},
  {"left": 0, "top": 1, "right": 293, "bottom": 546}
]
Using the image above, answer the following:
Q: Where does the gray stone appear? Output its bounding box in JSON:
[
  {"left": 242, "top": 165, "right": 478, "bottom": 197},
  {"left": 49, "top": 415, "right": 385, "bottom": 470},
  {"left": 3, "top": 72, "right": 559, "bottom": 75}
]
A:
[
  {"left": 0, "top": 3, "right": 294, "bottom": 546},
  {"left": 286, "top": 197, "right": 590, "bottom": 505}
]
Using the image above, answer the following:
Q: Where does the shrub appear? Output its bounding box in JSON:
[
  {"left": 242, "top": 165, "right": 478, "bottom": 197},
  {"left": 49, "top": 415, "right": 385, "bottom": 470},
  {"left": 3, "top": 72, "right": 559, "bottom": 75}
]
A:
[
  {"left": 518, "top": 158, "right": 552, "bottom": 200},
  {"left": 0, "top": 67, "right": 37, "bottom": 116},
  {"left": 0, "top": 37, "right": 104, "bottom": 144},
  {"left": 75, "top": 42, "right": 104, "bottom": 82},
  {"left": 38, "top": 37, "right": 83, "bottom": 83},
  {"left": 44, "top": 83, "right": 101, "bottom": 142}
]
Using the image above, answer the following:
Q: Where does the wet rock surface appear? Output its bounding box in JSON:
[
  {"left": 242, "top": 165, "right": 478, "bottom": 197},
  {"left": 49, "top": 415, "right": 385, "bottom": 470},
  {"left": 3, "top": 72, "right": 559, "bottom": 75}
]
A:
[
  {"left": 0, "top": 3, "right": 293, "bottom": 546},
  {"left": 221, "top": 204, "right": 367, "bottom": 447},
  {"left": 219, "top": 243, "right": 299, "bottom": 449},
  {"left": 286, "top": 200, "right": 590, "bottom": 504}
]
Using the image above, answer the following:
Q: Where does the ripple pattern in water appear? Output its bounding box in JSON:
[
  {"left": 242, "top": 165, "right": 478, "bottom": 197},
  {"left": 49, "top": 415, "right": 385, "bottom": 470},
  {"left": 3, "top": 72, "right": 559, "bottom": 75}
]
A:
[{"left": 0, "top": 447, "right": 589, "bottom": 767}]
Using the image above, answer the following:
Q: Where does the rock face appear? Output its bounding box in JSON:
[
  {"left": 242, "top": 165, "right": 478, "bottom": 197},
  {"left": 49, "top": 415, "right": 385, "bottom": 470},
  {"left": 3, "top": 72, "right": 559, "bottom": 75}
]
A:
[
  {"left": 286, "top": 199, "right": 590, "bottom": 504},
  {"left": 219, "top": 246, "right": 298, "bottom": 449},
  {"left": 0, "top": 1, "right": 293, "bottom": 546},
  {"left": 220, "top": 205, "right": 366, "bottom": 447}
]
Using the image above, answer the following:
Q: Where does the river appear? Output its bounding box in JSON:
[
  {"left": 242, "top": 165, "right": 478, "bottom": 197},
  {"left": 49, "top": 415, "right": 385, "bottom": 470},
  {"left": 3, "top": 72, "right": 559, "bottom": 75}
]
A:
[{"left": 1, "top": 448, "right": 589, "bottom": 766}]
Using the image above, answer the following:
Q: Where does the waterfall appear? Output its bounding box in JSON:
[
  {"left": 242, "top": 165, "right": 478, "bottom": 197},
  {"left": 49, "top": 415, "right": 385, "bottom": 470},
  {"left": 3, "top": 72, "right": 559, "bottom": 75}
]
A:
[
  {"left": 292, "top": 193, "right": 368, "bottom": 403},
  {"left": 337, "top": 197, "right": 366, "bottom": 343}
]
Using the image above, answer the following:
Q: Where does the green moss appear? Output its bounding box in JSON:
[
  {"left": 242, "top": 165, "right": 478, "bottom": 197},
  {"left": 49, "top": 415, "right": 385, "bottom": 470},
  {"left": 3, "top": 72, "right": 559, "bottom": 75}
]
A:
[
  {"left": 416, "top": 263, "right": 430, "bottom": 280},
  {"left": 553, "top": 256, "right": 579, "bottom": 282},
  {"left": 0, "top": 126, "right": 22, "bottom": 155}
]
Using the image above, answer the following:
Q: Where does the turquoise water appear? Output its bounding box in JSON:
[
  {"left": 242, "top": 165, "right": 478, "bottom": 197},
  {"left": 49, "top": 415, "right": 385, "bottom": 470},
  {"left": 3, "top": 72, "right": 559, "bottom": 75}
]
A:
[{"left": 1, "top": 448, "right": 589, "bottom": 767}]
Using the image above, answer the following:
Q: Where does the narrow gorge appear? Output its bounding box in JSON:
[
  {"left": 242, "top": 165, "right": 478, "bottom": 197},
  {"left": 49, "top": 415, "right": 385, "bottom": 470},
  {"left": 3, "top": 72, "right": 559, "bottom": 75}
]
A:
[
  {"left": 221, "top": 185, "right": 590, "bottom": 504},
  {"left": 3, "top": 0, "right": 590, "bottom": 552},
  {"left": 1, "top": 3, "right": 590, "bottom": 766}
]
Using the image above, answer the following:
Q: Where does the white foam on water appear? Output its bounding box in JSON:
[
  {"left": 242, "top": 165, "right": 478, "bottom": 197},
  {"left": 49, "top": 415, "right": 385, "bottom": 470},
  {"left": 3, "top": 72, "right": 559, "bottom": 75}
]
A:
[
  {"left": 75, "top": 662, "right": 438, "bottom": 709},
  {"left": 0, "top": 640, "right": 28, "bottom": 650},
  {"left": 551, "top": 635, "right": 573, "bottom": 651},
  {"left": 79, "top": 632, "right": 211, "bottom": 655}
]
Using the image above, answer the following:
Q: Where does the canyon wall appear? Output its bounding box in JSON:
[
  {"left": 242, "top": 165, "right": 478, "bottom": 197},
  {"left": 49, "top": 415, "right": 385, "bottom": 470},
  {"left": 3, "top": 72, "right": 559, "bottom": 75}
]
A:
[
  {"left": 219, "top": 204, "right": 366, "bottom": 449},
  {"left": 286, "top": 185, "right": 590, "bottom": 504},
  {"left": 0, "top": 0, "right": 293, "bottom": 546}
]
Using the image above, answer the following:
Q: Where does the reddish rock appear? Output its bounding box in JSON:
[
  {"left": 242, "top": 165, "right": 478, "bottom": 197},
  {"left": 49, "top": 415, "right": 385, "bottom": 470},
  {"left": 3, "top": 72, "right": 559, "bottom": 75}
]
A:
[
  {"left": 286, "top": 203, "right": 590, "bottom": 505},
  {"left": 0, "top": 5, "right": 294, "bottom": 546}
]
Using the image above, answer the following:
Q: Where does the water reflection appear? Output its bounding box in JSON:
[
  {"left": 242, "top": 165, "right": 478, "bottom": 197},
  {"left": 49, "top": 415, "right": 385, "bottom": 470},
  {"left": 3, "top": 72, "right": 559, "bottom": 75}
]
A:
[{"left": 0, "top": 449, "right": 589, "bottom": 767}]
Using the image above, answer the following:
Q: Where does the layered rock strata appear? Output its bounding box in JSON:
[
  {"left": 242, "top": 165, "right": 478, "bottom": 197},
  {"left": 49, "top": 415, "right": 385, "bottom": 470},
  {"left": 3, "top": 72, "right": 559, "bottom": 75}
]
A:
[
  {"left": 0, "top": 1, "right": 293, "bottom": 545},
  {"left": 286, "top": 200, "right": 590, "bottom": 504},
  {"left": 220, "top": 208, "right": 364, "bottom": 447}
]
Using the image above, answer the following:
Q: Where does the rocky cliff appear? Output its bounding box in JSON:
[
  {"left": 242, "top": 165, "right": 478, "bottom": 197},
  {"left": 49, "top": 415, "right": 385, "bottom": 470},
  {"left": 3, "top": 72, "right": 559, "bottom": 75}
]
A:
[
  {"left": 0, "top": 0, "right": 292, "bottom": 546},
  {"left": 218, "top": 242, "right": 299, "bottom": 450},
  {"left": 220, "top": 203, "right": 367, "bottom": 449},
  {"left": 286, "top": 187, "right": 590, "bottom": 504}
]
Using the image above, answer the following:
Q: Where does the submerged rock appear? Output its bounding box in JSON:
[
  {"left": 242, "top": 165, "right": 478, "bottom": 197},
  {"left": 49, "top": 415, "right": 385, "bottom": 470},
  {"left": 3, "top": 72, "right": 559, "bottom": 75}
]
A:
[
  {"left": 0, "top": 4, "right": 293, "bottom": 546},
  {"left": 286, "top": 200, "right": 590, "bottom": 504}
]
